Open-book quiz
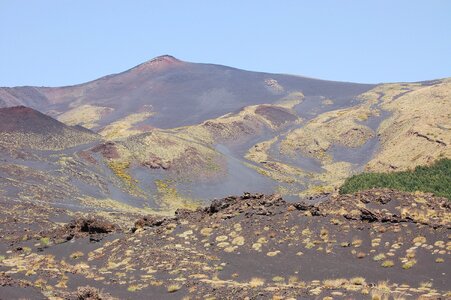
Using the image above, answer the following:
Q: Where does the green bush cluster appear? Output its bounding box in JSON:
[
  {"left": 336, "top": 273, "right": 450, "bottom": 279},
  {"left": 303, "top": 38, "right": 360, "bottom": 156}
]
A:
[{"left": 339, "top": 158, "right": 451, "bottom": 199}]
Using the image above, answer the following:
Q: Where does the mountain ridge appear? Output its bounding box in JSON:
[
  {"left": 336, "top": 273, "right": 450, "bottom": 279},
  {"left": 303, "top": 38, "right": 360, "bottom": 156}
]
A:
[
  {"left": 0, "top": 55, "right": 376, "bottom": 130},
  {"left": 0, "top": 55, "right": 377, "bottom": 90}
]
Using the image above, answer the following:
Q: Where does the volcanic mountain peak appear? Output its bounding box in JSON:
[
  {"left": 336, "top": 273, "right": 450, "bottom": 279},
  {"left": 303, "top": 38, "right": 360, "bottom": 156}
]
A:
[
  {"left": 135, "top": 54, "right": 183, "bottom": 71},
  {"left": 149, "top": 54, "right": 180, "bottom": 63}
]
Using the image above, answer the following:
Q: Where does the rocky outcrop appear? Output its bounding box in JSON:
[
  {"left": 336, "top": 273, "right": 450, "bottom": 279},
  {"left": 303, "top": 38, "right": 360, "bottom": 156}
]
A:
[
  {"left": 46, "top": 217, "right": 119, "bottom": 243},
  {"left": 132, "top": 216, "right": 168, "bottom": 232}
]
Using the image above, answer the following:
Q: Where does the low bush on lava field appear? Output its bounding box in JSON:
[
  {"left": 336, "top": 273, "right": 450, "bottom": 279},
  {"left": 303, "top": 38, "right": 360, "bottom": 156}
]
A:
[{"left": 340, "top": 158, "right": 450, "bottom": 199}]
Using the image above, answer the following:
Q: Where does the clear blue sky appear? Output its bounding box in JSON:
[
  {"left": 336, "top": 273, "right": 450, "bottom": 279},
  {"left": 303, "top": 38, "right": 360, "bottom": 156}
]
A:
[{"left": 1, "top": 0, "right": 450, "bottom": 86}]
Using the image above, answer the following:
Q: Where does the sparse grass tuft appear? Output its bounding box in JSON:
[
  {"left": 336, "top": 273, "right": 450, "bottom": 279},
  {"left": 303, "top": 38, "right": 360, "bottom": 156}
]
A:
[
  {"left": 352, "top": 238, "right": 363, "bottom": 247},
  {"left": 127, "top": 284, "right": 140, "bottom": 292},
  {"left": 420, "top": 281, "right": 432, "bottom": 288},
  {"left": 350, "top": 277, "right": 366, "bottom": 285},
  {"left": 249, "top": 277, "right": 265, "bottom": 288},
  {"left": 305, "top": 242, "right": 315, "bottom": 249},
  {"left": 40, "top": 237, "right": 50, "bottom": 247},
  {"left": 167, "top": 284, "right": 181, "bottom": 293},
  {"left": 373, "top": 253, "right": 386, "bottom": 261},
  {"left": 267, "top": 251, "right": 280, "bottom": 257},
  {"left": 381, "top": 260, "right": 394, "bottom": 268},
  {"left": 402, "top": 259, "right": 416, "bottom": 270},
  {"left": 288, "top": 276, "right": 299, "bottom": 285},
  {"left": 412, "top": 236, "right": 426, "bottom": 244},
  {"left": 22, "top": 247, "right": 32, "bottom": 254},
  {"left": 70, "top": 251, "right": 84, "bottom": 259},
  {"left": 272, "top": 276, "right": 285, "bottom": 283},
  {"left": 371, "top": 289, "right": 389, "bottom": 300},
  {"left": 323, "top": 278, "right": 347, "bottom": 289}
]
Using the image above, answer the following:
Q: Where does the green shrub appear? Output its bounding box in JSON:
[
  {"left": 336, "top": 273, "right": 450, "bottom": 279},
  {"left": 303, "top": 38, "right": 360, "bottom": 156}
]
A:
[{"left": 339, "top": 159, "right": 451, "bottom": 199}]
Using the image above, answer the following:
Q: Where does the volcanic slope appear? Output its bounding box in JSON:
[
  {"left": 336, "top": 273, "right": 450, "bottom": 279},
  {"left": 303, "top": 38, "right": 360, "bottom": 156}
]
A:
[
  {"left": 0, "top": 106, "right": 99, "bottom": 151},
  {"left": 0, "top": 55, "right": 374, "bottom": 130},
  {"left": 0, "top": 57, "right": 450, "bottom": 208}
]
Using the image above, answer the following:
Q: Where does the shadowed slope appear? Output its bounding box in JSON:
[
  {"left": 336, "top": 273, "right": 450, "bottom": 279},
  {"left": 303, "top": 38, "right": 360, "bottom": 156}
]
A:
[
  {"left": 0, "top": 106, "right": 81, "bottom": 133},
  {"left": 0, "top": 106, "right": 99, "bottom": 150}
]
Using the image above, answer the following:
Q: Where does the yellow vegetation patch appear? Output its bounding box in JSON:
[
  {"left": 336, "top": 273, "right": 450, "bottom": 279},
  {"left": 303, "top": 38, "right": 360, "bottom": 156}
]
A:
[
  {"left": 0, "top": 129, "right": 98, "bottom": 150},
  {"left": 280, "top": 105, "right": 375, "bottom": 161},
  {"left": 365, "top": 80, "right": 451, "bottom": 172},
  {"left": 245, "top": 137, "right": 278, "bottom": 163},
  {"left": 100, "top": 111, "right": 154, "bottom": 140},
  {"left": 108, "top": 160, "right": 134, "bottom": 187},
  {"left": 180, "top": 103, "right": 300, "bottom": 145},
  {"left": 79, "top": 196, "right": 161, "bottom": 215},
  {"left": 57, "top": 104, "right": 114, "bottom": 129},
  {"left": 274, "top": 91, "right": 304, "bottom": 109},
  {"left": 118, "top": 129, "right": 222, "bottom": 177},
  {"left": 154, "top": 180, "right": 200, "bottom": 212}
]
